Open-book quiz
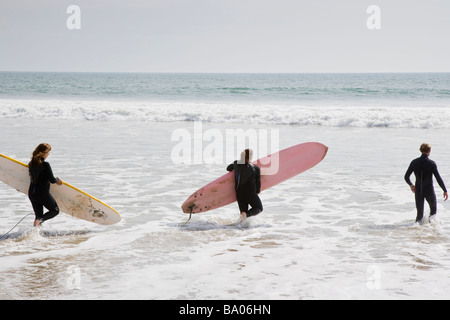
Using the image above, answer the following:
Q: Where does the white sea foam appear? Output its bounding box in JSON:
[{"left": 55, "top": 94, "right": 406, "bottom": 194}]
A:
[
  {"left": 1, "top": 99, "right": 450, "bottom": 128},
  {"left": 1, "top": 118, "right": 450, "bottom": 299}
]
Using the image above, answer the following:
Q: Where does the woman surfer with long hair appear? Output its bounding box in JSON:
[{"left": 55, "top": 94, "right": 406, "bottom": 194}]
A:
[{"left": 28, "top": 143, "right": 62, "bottom": 227}]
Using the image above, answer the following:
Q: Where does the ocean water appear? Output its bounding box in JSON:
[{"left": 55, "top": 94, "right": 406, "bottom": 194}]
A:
[{"left": 1, "top": 72, "right": 450, "bottom": 300}]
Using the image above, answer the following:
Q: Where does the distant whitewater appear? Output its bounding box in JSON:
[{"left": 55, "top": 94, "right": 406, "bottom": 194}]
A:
[
  {"left": 1, "top": 72, "right": 449, "bottom": 128},
  {"left": 1, "top": 99, "right": 450, "bottom": 129}
]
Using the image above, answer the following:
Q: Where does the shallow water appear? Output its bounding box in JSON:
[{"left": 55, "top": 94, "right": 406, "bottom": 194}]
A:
[{"left": 1, "top": 118, "right": 450, "bottom": 299}]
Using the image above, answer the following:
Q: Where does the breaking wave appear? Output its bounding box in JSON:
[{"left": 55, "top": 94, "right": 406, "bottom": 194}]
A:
[{"left": 1, "top": 99, "right": 450, "bottom": 129}]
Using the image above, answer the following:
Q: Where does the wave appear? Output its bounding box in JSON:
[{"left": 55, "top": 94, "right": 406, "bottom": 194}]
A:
[{"left": 1, "top": 99, "right": 450, "bottom": 129}]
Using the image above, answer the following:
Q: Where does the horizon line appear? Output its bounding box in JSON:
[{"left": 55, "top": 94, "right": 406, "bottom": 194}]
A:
[{"left": 1, "top": 70, "right": 450, "bottom": 75}]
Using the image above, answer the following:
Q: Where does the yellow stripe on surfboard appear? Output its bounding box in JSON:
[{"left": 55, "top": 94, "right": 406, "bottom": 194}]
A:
[{"left": 0, "top": 154, "right": 120, "bottom": 217}]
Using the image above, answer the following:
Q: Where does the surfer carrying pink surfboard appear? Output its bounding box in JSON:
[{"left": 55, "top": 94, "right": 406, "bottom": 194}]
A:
[
  {"left": 28, "top": 143, "right": 63, "bottom": 227},
  {"left": 227, "top": 148, "right": 263, "bottom": 222}
]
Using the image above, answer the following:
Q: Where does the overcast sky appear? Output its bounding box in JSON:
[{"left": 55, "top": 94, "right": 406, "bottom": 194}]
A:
[{"left": 1, "top": 0, "right": 449, "bottom": 73}]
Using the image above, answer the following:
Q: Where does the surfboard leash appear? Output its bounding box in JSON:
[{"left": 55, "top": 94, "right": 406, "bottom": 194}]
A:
[
  {"left": 0, "top": 213, "right": 34, "bottom": 240},
  {"left": 182, "top": 213, "right": 192, "bottom": 226}
]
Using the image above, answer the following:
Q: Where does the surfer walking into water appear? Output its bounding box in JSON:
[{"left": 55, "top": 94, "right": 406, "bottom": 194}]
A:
[
  {"left": 28, "top": 143, "right": 62, "bottom": 227},
  {"left": 404, "top": 143, "right": 448, "bottom": 223},
  {"left": 227, "top": 148, "right": 263, "bottom": 222}
]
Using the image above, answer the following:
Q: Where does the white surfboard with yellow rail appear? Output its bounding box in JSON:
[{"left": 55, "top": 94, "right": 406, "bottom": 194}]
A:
[{"left": 0, "top": 154, "right": 120, "bottom": 225}]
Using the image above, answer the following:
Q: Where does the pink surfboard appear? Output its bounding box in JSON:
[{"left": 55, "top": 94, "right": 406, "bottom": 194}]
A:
[{"left": 181, "top": 142, "right": 328, "bottom": 214}]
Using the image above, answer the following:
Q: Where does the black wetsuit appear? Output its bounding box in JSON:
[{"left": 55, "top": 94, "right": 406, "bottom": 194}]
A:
[
  {"left": 227, "top": 161, "right": 263, "bottom": 218},
  {"left": 28, "top": 160, "right": 60, "bottom": 223},
  {"left": 404, "top": 154, "right": 447, "bottom": 222}
]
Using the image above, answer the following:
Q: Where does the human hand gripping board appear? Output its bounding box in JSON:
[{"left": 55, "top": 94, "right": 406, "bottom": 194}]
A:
[
  {"left": 0, "top": 154, "right": 120, "bottom": 225},
  {"left": 181, "top": 142, "right": 328, "bottom": 214}
]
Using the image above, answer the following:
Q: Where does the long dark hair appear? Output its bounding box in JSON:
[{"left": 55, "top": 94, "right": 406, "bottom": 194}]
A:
[{"left": 31, "top": 143, "right": 51, "bottom": 166}]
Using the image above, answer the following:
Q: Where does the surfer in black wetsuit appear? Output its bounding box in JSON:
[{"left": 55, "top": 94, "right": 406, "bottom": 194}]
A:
[
  {"left": 28, "top": 143, "right": 62, "bottom": 227},
  {"left": 227, "top": 148, "right": 263, "bottom": 222},
  {"left": 404, "top": 143, "right": 448, "bottom": 223}
]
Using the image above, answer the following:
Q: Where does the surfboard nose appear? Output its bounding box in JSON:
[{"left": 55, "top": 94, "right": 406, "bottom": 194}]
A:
[{"left": 322, "top": 145, "right": 329, "bottom": 160}]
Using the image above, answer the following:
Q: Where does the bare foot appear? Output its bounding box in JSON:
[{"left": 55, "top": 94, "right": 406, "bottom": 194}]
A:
[
  {"left": 33, "top": 219, "right": 41, "bottom": 227},
  {"left": 240, "top": 212, "right": 247, "bottom": 223}
]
